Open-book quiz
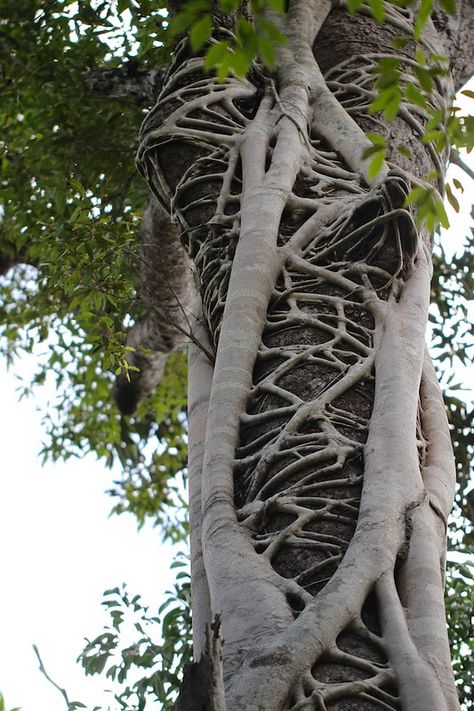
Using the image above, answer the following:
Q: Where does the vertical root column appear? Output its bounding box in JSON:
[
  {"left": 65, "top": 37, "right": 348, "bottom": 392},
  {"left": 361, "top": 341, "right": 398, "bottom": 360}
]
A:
[{"left": 234, "top": 177, "right": 421, "bottom": 707}]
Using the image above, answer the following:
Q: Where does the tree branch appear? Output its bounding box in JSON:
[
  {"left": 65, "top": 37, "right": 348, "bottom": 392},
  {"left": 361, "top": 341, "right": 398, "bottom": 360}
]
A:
[
  {"left": 33, "top": 644, "right": 72, "bottom": 710},
  {"left": 450, "top": 148, "right": 474, "bottom": 182},
  {"left": 85, "top": 63, "right": 167, "bottom": 106}
]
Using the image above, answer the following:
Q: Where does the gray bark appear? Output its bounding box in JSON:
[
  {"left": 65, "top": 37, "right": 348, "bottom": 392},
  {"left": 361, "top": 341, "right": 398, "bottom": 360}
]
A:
[{"left": 114, "top": 196, "right": 193, "bottom": 414}]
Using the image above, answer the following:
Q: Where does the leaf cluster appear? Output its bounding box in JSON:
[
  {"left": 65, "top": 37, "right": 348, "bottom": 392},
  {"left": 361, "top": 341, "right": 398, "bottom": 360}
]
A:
[
  {"left": 170, "top": 0, "right": 286, "bottom": 79},
  {"left": 0, "top": 0, "right": 189, "bottom": 531},
  {"left": 78, "top": 554, "right": 192, "bottom": 711},
  {"left": 430, "top": 227, "right": 474, "bottom": 537}
]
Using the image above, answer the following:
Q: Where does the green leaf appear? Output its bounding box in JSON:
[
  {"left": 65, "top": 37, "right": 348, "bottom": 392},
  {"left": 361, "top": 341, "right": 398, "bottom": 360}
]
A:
[
  {"left": 368, "top": 90, "right": 389, "bottom": 115},
  {"left": 117, "top": 0, "right": 130, "bottom": 14},
  {"left": 384, "top": 92, "right": 401, "bottom": 121},
  {"left": 397, "top": 145, "right": 412, "bottom": 158},
  {"left": 365, "top": 131, "right": 386, "bottom": 147},
  {"left": 258, "top": 18, "right": 287, "bottom": 44},
  {"left": 439, "top": 0, "right": 456, "bottom": 15},
  {"left": 217, "top": 0, "right": 240, "bottom": 10},
  {"left": 414, "top": 65, "right": 433, "bottom": 92},
  {"left": 268, "top": 0, "right": 286, "bottom": 12},
  {"left": 203, "top": 40, "right": 229, "bottom": 72},
  {"left": 216, "top": 54, "right": 232, "bottom": 81},
  {"left": 435, "top": 199, "right": 450, "bottom": 229},
  {"left": 190, "top": 14, "right": 212, "bottom": 52},
  {"left": 405, "top": 83, "right": 427, "bottom": 109},
  {"left": 461, "top": 89, "right": 474, "bottom": 99},
  {"left": 414, "top": 0, "right": 433, "bottom": 39},
  {"left": 367, "top": 149, "right": 386, "bottom": 180},
  {"left": 250, "top": 0, "right": 265, "bottom": 12},
  {"left": 404, "top": 186, "right": 428, "bottom": 207},
  {"left": 392, "top": 36, "right": 408, "bottom": 50},
  {"left": 172, "top": 13, "right": 193, "bottom": 35},
  {"left": 258, "top": 36, "right": 277, "bottom": 67},
  {"left": 347, "top": 0, "right": 363, "bottom": 13},
  {"left": 446, "top": 183, "right": 460, "bottom": 213},
  {"left": 236, "top": 17, "right": 257, "bottom": 53},
  {"left": 369, "top": 0, "right": 385, "bottom": 22},
  {"left": 69, "top": 179, "right": 87, "bottom": 197}
]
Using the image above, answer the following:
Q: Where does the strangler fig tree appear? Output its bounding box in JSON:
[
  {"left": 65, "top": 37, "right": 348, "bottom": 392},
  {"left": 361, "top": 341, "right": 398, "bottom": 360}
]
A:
[
  {"left": 119, "top": 0, "right": 474, "bottom": 708},
  {"left": 0, "top": 0, "right": 472, "bottom": 706}
]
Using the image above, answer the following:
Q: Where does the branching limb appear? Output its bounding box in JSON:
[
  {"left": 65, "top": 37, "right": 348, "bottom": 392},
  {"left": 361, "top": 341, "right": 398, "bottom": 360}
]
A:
[{"left": 450, "top": 148, "right": 474, "bottom": 182}]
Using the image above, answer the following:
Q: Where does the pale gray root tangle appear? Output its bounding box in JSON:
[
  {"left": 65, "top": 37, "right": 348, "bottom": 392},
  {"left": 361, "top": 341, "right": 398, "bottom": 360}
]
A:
[
  {"left": 114, "top": 196, "right": 194, "bottom": 415},
  {"left": 136, "top": 0, "right": 462, "bottom": 708}
]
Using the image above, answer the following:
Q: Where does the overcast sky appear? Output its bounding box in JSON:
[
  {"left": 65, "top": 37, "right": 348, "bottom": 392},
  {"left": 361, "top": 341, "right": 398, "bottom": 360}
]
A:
[{"left": 0, "top": 356, "right": 178, "bottom": 711}]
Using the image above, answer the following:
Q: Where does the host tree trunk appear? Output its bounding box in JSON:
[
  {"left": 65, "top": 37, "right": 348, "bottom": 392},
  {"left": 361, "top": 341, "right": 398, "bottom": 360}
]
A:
[{"left": 136, "top": 1, "right": 474, "bottom": 708}]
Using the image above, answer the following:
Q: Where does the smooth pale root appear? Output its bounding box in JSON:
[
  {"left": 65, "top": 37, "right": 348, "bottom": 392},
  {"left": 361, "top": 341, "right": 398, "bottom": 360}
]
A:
[
  {"left": 311, "top": 87, "right": 387, "bottom": 186},
  {"left": 395, "top": 351, "right": 459, "bottom": 710},
  {"left": 201, "top": 158, "right": 300, "bottom": 658},
  {"left": 360, "top": 249, "right": 453, "bottom": 709},
  {"left": 398, "top": 510, "right": 460, "bottom": 711},
  {"left": 187, "top": 301, "right": 213, "bottom": 658},
  {"left": 199, "top": 1, "right": 357, "bottom": 659},
  {"left": 200, "top": 28, "right": 323, "bottom": 655},
  {"left": 273, "top": 0, "right": 389, "bottom": 186},
  {"left": 420, "top": 350, "right": 457, "bottom": 524}
]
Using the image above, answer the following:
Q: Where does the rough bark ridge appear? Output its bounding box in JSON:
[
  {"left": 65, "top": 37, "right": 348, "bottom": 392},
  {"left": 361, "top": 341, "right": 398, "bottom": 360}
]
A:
[
  {"left": 136, "top": 1, "right": 472, "bottom": 708},
  {"left": 114, "top": 196, "right": 193, "bottom": 414}
]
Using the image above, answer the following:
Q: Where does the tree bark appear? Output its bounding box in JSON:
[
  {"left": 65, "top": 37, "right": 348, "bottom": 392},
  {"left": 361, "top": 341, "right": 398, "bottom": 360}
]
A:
[{"left": 135, "top": 1, "right": 473, "bottom": 708}]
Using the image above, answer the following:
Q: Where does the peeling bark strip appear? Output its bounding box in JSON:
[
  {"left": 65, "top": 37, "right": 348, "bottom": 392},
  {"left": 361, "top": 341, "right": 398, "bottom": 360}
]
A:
[
  {"left": 176, "top": 617, "right": 226, "bottom": 711},
  {"left": 136, "top": 1, "right": 470, "bottom": 708}
]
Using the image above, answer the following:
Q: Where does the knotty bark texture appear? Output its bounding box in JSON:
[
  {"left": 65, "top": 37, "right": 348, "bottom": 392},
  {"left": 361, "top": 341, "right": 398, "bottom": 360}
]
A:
[{"left": 134, "top": 1, "right": 474, "bottom": 708}]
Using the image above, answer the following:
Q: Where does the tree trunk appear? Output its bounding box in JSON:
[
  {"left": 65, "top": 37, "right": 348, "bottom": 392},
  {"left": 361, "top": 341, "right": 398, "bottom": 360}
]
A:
[{"left": 137, "top": 1, "right": 474, "bottom": 708}]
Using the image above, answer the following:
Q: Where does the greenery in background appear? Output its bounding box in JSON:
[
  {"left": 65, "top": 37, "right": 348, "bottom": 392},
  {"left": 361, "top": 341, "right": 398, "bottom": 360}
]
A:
[
  {"left": 0, "top": 0, "right": 189, "bottom": 536},
  {"left": 0, "top": 0, "right": 472, "bottom": 707},
  {"left": 78, "top": 554, "right": 192, "bottom": 711}
]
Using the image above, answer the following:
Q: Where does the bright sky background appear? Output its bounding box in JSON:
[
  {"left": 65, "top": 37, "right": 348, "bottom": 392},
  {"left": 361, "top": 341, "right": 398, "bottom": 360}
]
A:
[
  {"left": 0, "top": 353, "right": 179, "bottom": 711},
  {"left": 0, "top": 79, "right": 472, "bottom": 711}
]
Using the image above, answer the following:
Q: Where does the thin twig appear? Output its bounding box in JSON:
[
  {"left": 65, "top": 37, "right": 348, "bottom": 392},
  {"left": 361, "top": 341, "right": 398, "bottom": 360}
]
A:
[
  {"left": 33, "top": 644, "right": 72, "bottom": 710},
  {"left": 450, "top": 148, "right": 474, "bottom": 182}
]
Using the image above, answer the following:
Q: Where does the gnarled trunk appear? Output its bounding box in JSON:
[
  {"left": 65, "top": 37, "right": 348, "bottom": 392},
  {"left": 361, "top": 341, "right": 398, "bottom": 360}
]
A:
[{"left": 137, "top": 1, "right": 474, "bottom": 708}]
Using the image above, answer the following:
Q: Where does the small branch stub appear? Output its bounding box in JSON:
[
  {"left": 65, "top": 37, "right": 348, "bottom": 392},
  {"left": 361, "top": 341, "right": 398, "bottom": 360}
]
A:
[{"left": 175, "top": 616, "right": 226, "bottom": 711}]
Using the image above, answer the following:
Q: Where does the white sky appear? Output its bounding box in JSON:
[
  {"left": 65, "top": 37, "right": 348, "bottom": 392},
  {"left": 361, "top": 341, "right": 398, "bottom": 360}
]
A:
[{"left": 0, "top": 356, "right": 178, "bottom": 711}]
